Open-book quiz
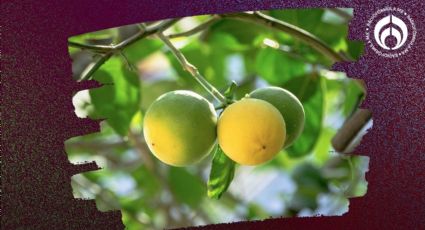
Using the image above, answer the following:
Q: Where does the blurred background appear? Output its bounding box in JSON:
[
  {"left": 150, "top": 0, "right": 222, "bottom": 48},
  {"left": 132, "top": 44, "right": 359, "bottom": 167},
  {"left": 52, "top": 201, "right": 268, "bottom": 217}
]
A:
[{"left": 67, "top": 8, "right": 370, "bottom": 229}]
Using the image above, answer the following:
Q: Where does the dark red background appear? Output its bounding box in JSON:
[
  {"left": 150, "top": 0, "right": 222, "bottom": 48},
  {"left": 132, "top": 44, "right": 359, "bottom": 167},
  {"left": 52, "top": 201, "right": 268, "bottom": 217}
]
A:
[{"left": 2, "top": 1, "right": 424, "bottom": 229}]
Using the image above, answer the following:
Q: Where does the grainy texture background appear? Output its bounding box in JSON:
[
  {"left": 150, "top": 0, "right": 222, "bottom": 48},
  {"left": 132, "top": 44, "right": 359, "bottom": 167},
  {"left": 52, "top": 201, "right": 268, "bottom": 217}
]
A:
[{"left": 1, "top": 0, "right": 424, "bottom": 229}]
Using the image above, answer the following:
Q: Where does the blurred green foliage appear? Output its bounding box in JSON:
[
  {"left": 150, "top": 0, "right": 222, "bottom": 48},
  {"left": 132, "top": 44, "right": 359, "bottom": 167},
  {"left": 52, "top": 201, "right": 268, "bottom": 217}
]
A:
[{"left": 67, "top": 8, "right": 369, "bottom": 229}]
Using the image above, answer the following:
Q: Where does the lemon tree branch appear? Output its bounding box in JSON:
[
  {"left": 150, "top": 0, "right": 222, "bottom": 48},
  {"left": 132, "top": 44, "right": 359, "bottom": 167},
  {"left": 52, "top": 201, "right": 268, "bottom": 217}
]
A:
[
  {"left": 157, "top": 32, "right": 228, "bottom": 105},
  {"left": 223, "top": 12, "right": 366, "bottom": 90},
  {"left": 223, "top": 11, "right": 347, "bottom": 62},
  {"left": 79, "top": 52, "right": 114, "bottom": 81},
  {"left": 168, "top": 16, "right": 220, "bottom": 38},
  {"left": 69, "top": 19, "right": 179, "bottom": 52},
  {"left": 70, "top": 19, "right": 179, "bottom": 81},
  {"left": 332, "top": 109, "right": 372, "bottom": 153}
]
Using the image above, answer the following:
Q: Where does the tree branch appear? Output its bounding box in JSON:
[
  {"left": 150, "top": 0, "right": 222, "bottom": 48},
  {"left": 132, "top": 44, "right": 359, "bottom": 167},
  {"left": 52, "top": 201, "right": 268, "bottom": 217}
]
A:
[
  {"left": 222, "top": 11, "right": 347, "bottom": 63},
  {"left": 69, "top": 19, "right": 179, "bottom": 52},
  {"left": 168, "top": 16, "right": 220, "bottom": 39},
  {"left": 331, "top": 109, "right": 372, "bottom": 153},
  {"left": 79, "top": 52, "right": 113, "bottom": 81},
  {"left": 222, "top": 11, "right": 367, "bottom": 92},
  {"left": 157, "top": 32, "right": 228, "bottom": 104},
  {"left": 70, "top": 19, "right": 179, "bottom": 81}
]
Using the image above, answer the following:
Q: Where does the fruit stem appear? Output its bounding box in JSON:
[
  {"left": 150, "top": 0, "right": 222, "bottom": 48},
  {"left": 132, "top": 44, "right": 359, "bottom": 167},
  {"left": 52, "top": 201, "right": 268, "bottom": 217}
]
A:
[
  {"left": 158, "top": 32, "right": 228, "bottom": 105},
  {"left": 214, "top": 104, "right": 227, "bottom": 110}
]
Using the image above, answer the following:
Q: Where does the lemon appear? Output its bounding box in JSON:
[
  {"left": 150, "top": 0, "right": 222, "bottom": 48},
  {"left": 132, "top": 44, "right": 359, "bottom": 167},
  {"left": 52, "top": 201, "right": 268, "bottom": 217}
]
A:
[
  {"left": 250, "top": 87, "right": 305, "bottom": 147},
  {"left": 143, "top": 90, "right": 217, "bottom": 166},
  {"left": 217, "top": 98, "right": 286, "bottom": 165}
]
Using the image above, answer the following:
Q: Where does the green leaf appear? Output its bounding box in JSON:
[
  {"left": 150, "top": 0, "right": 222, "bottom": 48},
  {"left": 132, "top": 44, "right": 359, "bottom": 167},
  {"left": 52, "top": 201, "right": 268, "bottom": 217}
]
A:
[
  {"left": 255, "top": 47, "right": 306, "bottom": 85},
  {"left": 69, "top": 28, "right": 115, "bottom": 45},
  {"left": 246, "top": 203, "right": 269, "bottom": 220},
  {"left": 208, "top": 32, "right": 248, "bottom": 51},
  {"left": 290, "top": 163, "right": 329, "bottom": 210},
  {"left": 269, "top": 9, "right": 325, "bottom": 34},
  {"left": 168, "top": 167, "right": 206, "bottom": 207},
  {"left": 314, "top": 23, "right": 348, "bottom": 48},
  {"left": 207, "top": 146, "right": 236, "bottom": 199},
  {"left": 89, "top": 56, "right": 141, "bottom": 136},
  {"left": 132, "top": 166, "right": 161, "bottom": 197},
  {"left": 166, "top": 40, "right": 228, "bottom": 89},
  {"left": 122, "top": 39, "right": 163, "bottom": 64},
  {"left": 243, "top": 48, "right": 260, "bottom": 76},
  {"left": 268, "top": 9, "right": 353, "bottom": 66},
  {"left": 347, "top": 41, "right": 364, "bottom": 60},
  {"left": 313, "top": 127, "right": 335, "bottom": 165},
  {"left": 284, "top": 74, "right": 325, "bottom": 158},
  {"left": 206, "top": 19, "right": 269, "bottom": 45},
  {"left": 268, "top": 9, "right": 349, "bottom": 50},
  {"left": 343, "top": 80, "right": 364, "bottom": 116},
  {"left": 141, "top": 80, "right": 185, "bottom": 110}
]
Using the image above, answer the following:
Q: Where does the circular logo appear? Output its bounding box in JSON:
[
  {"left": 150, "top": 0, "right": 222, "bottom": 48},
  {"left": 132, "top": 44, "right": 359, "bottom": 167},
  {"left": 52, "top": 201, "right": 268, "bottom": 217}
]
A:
[{"left": 366, "top": 7, "right": 416, "bottom": 58}]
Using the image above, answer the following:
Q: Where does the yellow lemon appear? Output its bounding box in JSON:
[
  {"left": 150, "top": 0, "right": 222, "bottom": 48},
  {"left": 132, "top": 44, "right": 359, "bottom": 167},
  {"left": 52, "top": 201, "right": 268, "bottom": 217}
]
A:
[
  {"left": 217, "top": 98, "right": 286, "bottom": 165},
  {"left": 143, "top": 90, "right": 217, "bottom": 166}
]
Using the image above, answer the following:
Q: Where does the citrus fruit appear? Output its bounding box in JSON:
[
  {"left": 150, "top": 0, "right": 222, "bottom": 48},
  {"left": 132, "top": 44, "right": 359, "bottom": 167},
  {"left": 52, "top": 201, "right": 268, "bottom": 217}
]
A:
[
  {"left": 249, "top": 86, "right": 305, "bottom": 148},
  {"left": 143, "top": 90, "right": 217, "bottom": 166},
  {"left": 217, "top": 98, "right": 286, "bottom": 166}
]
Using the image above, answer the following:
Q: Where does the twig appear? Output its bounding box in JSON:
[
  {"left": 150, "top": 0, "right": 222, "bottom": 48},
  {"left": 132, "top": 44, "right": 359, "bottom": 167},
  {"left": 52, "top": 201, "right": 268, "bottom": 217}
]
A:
[
  {"left": 79, "top": 52, "right": 113, "bottom": 81},
  {"left": 69, "top": 19, "right": 179, "bottom": 52},
  {"left": 157, "top": 32, "right": 228, "bottom": 104},
  {"left": 214, "top": 104, "right": 226, "bottom": 110},
  {"left": 70, "top": 19, "right": 179, "bottom": 81},
  {"left": 168, "top": 16, "right": 220, "bottom": 38},
  {"left": 119, "top": 51, "right": 136, "bottom": 71},
  {"left": 68, "top": 41, "right": 112, "bottom": 53}
]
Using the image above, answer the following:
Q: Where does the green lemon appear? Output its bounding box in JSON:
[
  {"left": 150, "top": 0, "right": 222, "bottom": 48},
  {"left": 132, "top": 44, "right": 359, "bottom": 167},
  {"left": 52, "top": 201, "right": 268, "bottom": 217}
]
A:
[
  {"left": 250, "top": 86, "right": 305, "bottom": 147},
  {"left": 143, "top": 90, "right": 217, "bottom": 166}
]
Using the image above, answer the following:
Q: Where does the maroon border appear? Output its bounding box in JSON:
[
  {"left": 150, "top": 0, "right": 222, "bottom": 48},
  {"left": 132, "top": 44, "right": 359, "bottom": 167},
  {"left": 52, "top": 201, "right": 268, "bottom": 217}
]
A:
[{"left": 2, "top": 0, "right": 424, "bottom": 229}]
